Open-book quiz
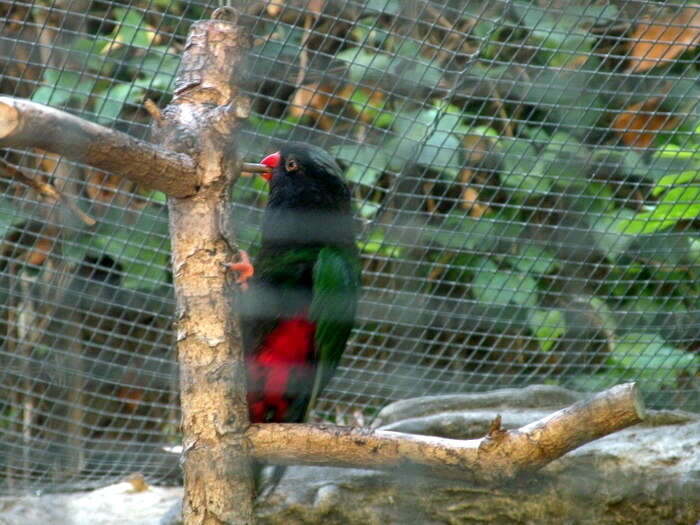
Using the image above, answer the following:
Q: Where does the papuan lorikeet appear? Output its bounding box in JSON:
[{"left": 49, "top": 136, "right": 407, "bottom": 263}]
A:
[{"left": 228, "top": 142, "right": 361, "bottom": 492}]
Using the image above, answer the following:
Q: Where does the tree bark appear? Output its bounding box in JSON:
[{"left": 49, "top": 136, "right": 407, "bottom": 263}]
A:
[
  {"left": 247, "top": 382, "right": 644, "bottom": 482},
  {"left": 150, "top": 9, "right": 254, "bottom": 525}
]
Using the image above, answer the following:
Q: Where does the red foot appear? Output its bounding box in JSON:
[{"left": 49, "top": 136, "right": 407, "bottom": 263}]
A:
[{"left": 224, "top": 249, "right": 254, "bottom": 290}]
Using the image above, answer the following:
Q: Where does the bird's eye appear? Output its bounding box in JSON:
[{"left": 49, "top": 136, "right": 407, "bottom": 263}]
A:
[{"left": 286, "top": 158, "right": 299, "bottom": 172}]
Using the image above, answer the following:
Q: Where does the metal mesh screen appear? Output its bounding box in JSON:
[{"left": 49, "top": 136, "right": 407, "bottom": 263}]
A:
[{"left": 1, "top": 0, "right": 699, "bottom": 493}]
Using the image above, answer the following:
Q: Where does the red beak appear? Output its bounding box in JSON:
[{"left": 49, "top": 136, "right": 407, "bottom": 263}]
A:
[{"left": 260, "top": 151, "right": 281, "bottom": 181}]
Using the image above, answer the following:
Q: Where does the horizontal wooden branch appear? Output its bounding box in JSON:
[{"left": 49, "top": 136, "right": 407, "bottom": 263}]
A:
[
  {"left": 247, "top": 383, "right": 644, "bottom": 483},
  {"left": 0, "top": 96, "right": 197, "bottom": 197}
]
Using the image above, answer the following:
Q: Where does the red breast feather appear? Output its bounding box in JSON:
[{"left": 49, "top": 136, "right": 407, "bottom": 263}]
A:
[{"left": 247, "top": 317, "right": 316, "bottom": 422}]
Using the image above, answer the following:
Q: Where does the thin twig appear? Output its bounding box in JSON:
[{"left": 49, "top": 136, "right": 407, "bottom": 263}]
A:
[
  {"left": 295, "top": 13, "right": 315, "bottom": 87},
  {"left": 424, "top": 3, "right": 457, "bottom": 31},
  {"left": 143, "top": 99, "right": 163, "bottom": 124},
  {"left": 0, "top": 158, "right": 96, "bottom": 226}
]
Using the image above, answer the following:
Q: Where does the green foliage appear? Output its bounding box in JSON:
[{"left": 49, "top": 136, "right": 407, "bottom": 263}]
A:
[
  {"left": 529, "top": 309, "right": 567, "bottom": 352},
  {"left": 470, "top": 258, "right": 539, "bottom": 307},
  {"left": 44, "top": 205, "right": 171, "bottom": 291},
  {"left": 31, "top": 6, "right": 180, "bottom": 124},
  {"left": 23, "top": 0, "right": 700, "bottom": 407},
  {"left": 92, "top": 207, "right": 170, "bottom": 290},
  {"left": 332, "top": 144, "right": 390, "bottom": 186},
  {"left": 611, "top": 333, "right": 698, "bottom": 385},
  {"left": 619, "top": 186, "right": 700, "bottom": 234}
]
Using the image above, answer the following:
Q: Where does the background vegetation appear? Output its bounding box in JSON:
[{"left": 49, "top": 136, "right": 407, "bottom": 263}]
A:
[{"left": 0, "top": 0, "right": 699, "bottom": 489}]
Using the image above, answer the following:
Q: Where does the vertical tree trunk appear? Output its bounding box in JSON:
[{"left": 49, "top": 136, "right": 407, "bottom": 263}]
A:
[{"left": 153, "top": 9, "right": 254, "bottom": 525}]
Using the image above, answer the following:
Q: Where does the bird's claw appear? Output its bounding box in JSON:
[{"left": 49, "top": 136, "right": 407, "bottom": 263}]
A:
[{"left": 224, "top": 249, "right": 254, "bottom": 290}]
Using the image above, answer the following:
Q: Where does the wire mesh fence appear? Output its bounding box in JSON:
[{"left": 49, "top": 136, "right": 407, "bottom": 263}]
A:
[{"left": 1, "top": 0, "right": 699, "bottom": 493}]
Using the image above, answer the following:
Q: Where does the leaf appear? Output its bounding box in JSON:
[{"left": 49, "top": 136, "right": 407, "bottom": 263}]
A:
[
  {"left": 496, "top": 137, "right": 549, "bottom": 199},
  {"left": 653, "top": 144, "right": 700, "bottom": 162},
  {"left": 363, "top": 0, "right": 401, "bottom": 16},
  {"left": 565, "top": 372, "right": 627, "bottom": 392},
  {"left": 517, "top": 67, "right": 607, "bottom": 134},
  {"left": 148, "top": 191, "right": 167, "bottom": 205},
  {"left": 512, "top": 2, "right": 618, "bottom": 33},
  {"left": 611, "top": 332, "right": 698, "bottom": 385},
  {"left": 392, "top": 57, "right": 443, "bottom": 88},
  {"left": 248, "top": 112, "right": 298, "bottom": 138},
  {"left": 93, "top": 208, "right": 170, "bottom": 289},
  {"left": 529, "top": 309, "right": 566, "bottom": 352},
  {"left": 332, "top": 144, "right": 389, "bottom": 186},
  {"left": 644, "top": 149, "right": 700, "bottom": 183},
  {"left": 248, "top": 29, "right": 305, "bottom": 79},
  {"left": 612, "top": 97, "right": 681, "bottom": 149},
  {"left": 506, "top": 244, "right": 558, "bottom": 275},
  {"left": 344, "top": 86, "right": 393, "bottom": 128},
  {"left": 32, "top": 70, "right": 96, "bottom": 107},
  {"left": 391, "top": 108, "right": 436, "bottom": 138},
  {"left": 471, "top": 260, "right": 539, "bottom": 307},
  {"left": 0, "top": 197, "right": 32, "bottom": 240},
  {"left": 108, "top": 8, "right": 157, "bottom": 49},
  {"left": 587, "top": 208, "right": 638, "bottom": 258},
  {"left": 625, "top": 6, "right": 700, "bottom": 73},
  {"left": 359, "top": 229, "right": 402, "bottom": 257},
  {"left": 358, "top": 201, "right": 381, "bottom": 219},
  {"left": 421, "top": 214, "right": 517, "bottom": 252},
  {"left": 132, "top": 47, "right": 180, "bottom": 91},
  {"left": 96, "top": 83, "right": 145, "bottom": 124},
  {"left": 590, "top": 148, "right": 647, "bottom": 178},
  {"left": 350, "top": 17, "right": 391, "bottom": 47},
  {"left": 512, "top": 2, "right": 614, "bottom": 66},
  {"left": 416, "top": 131, "right": 461, "bottom": 172},
  {"left": 618, "top": 185, "right": 700, "bottom": 234},
  {"left": 530, "top": 26, "right": 595, "bottom": 68},
  {"left": 66, "top": 36, "right": 113, "bottom": 72},
  {"left": 624, "top": 233, "right": 692, "bottom": 268},
  {"left": 651, "top": 170, "right": 700, "bottom": 196},
  {"left": 388, "top": 106, "right": 465, "bottom": 173},
  {"left": 336, "top": 47, "right": 391, "bottom": 83}
]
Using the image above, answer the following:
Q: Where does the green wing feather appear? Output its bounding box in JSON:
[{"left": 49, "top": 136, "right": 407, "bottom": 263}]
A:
[
  {"left": 242, "top": 247, "right": 321, "bottom": 355},
  {"left": 307, "top": 246, "right": 361, "bottom": 417}
]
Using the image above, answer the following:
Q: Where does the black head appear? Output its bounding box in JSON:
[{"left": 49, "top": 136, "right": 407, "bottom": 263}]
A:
[
  {"left": 258, "top": 142, "right": 355, "bottom": 250},
  {"left": 263, "top": 142, "right": 343, "bottom": 179},
  {"left": 260, "top": 141, "right": 351, "bottom": 212}
]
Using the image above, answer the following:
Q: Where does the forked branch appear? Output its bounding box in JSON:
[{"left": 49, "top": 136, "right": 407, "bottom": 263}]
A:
[{"left": 248, "top": 382, "right": 644, "bottom": 482}]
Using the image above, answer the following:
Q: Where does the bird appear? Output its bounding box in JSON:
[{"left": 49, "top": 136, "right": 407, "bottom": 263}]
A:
[{"left": 228, "top": 141, "right": 361, "bottom": 493}]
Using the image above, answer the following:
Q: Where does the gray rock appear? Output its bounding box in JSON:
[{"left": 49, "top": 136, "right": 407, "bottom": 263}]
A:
[{"left": 373, "top": 385, "right": 585, "bottom": 428}]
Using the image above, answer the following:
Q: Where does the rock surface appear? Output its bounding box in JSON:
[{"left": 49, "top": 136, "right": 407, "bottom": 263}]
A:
[
  {"left": 0, "top": 480, "right": 181, "bottom": 525},
  {"left": 1, "top": 386, "right": 698, "bottom": 525}
]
